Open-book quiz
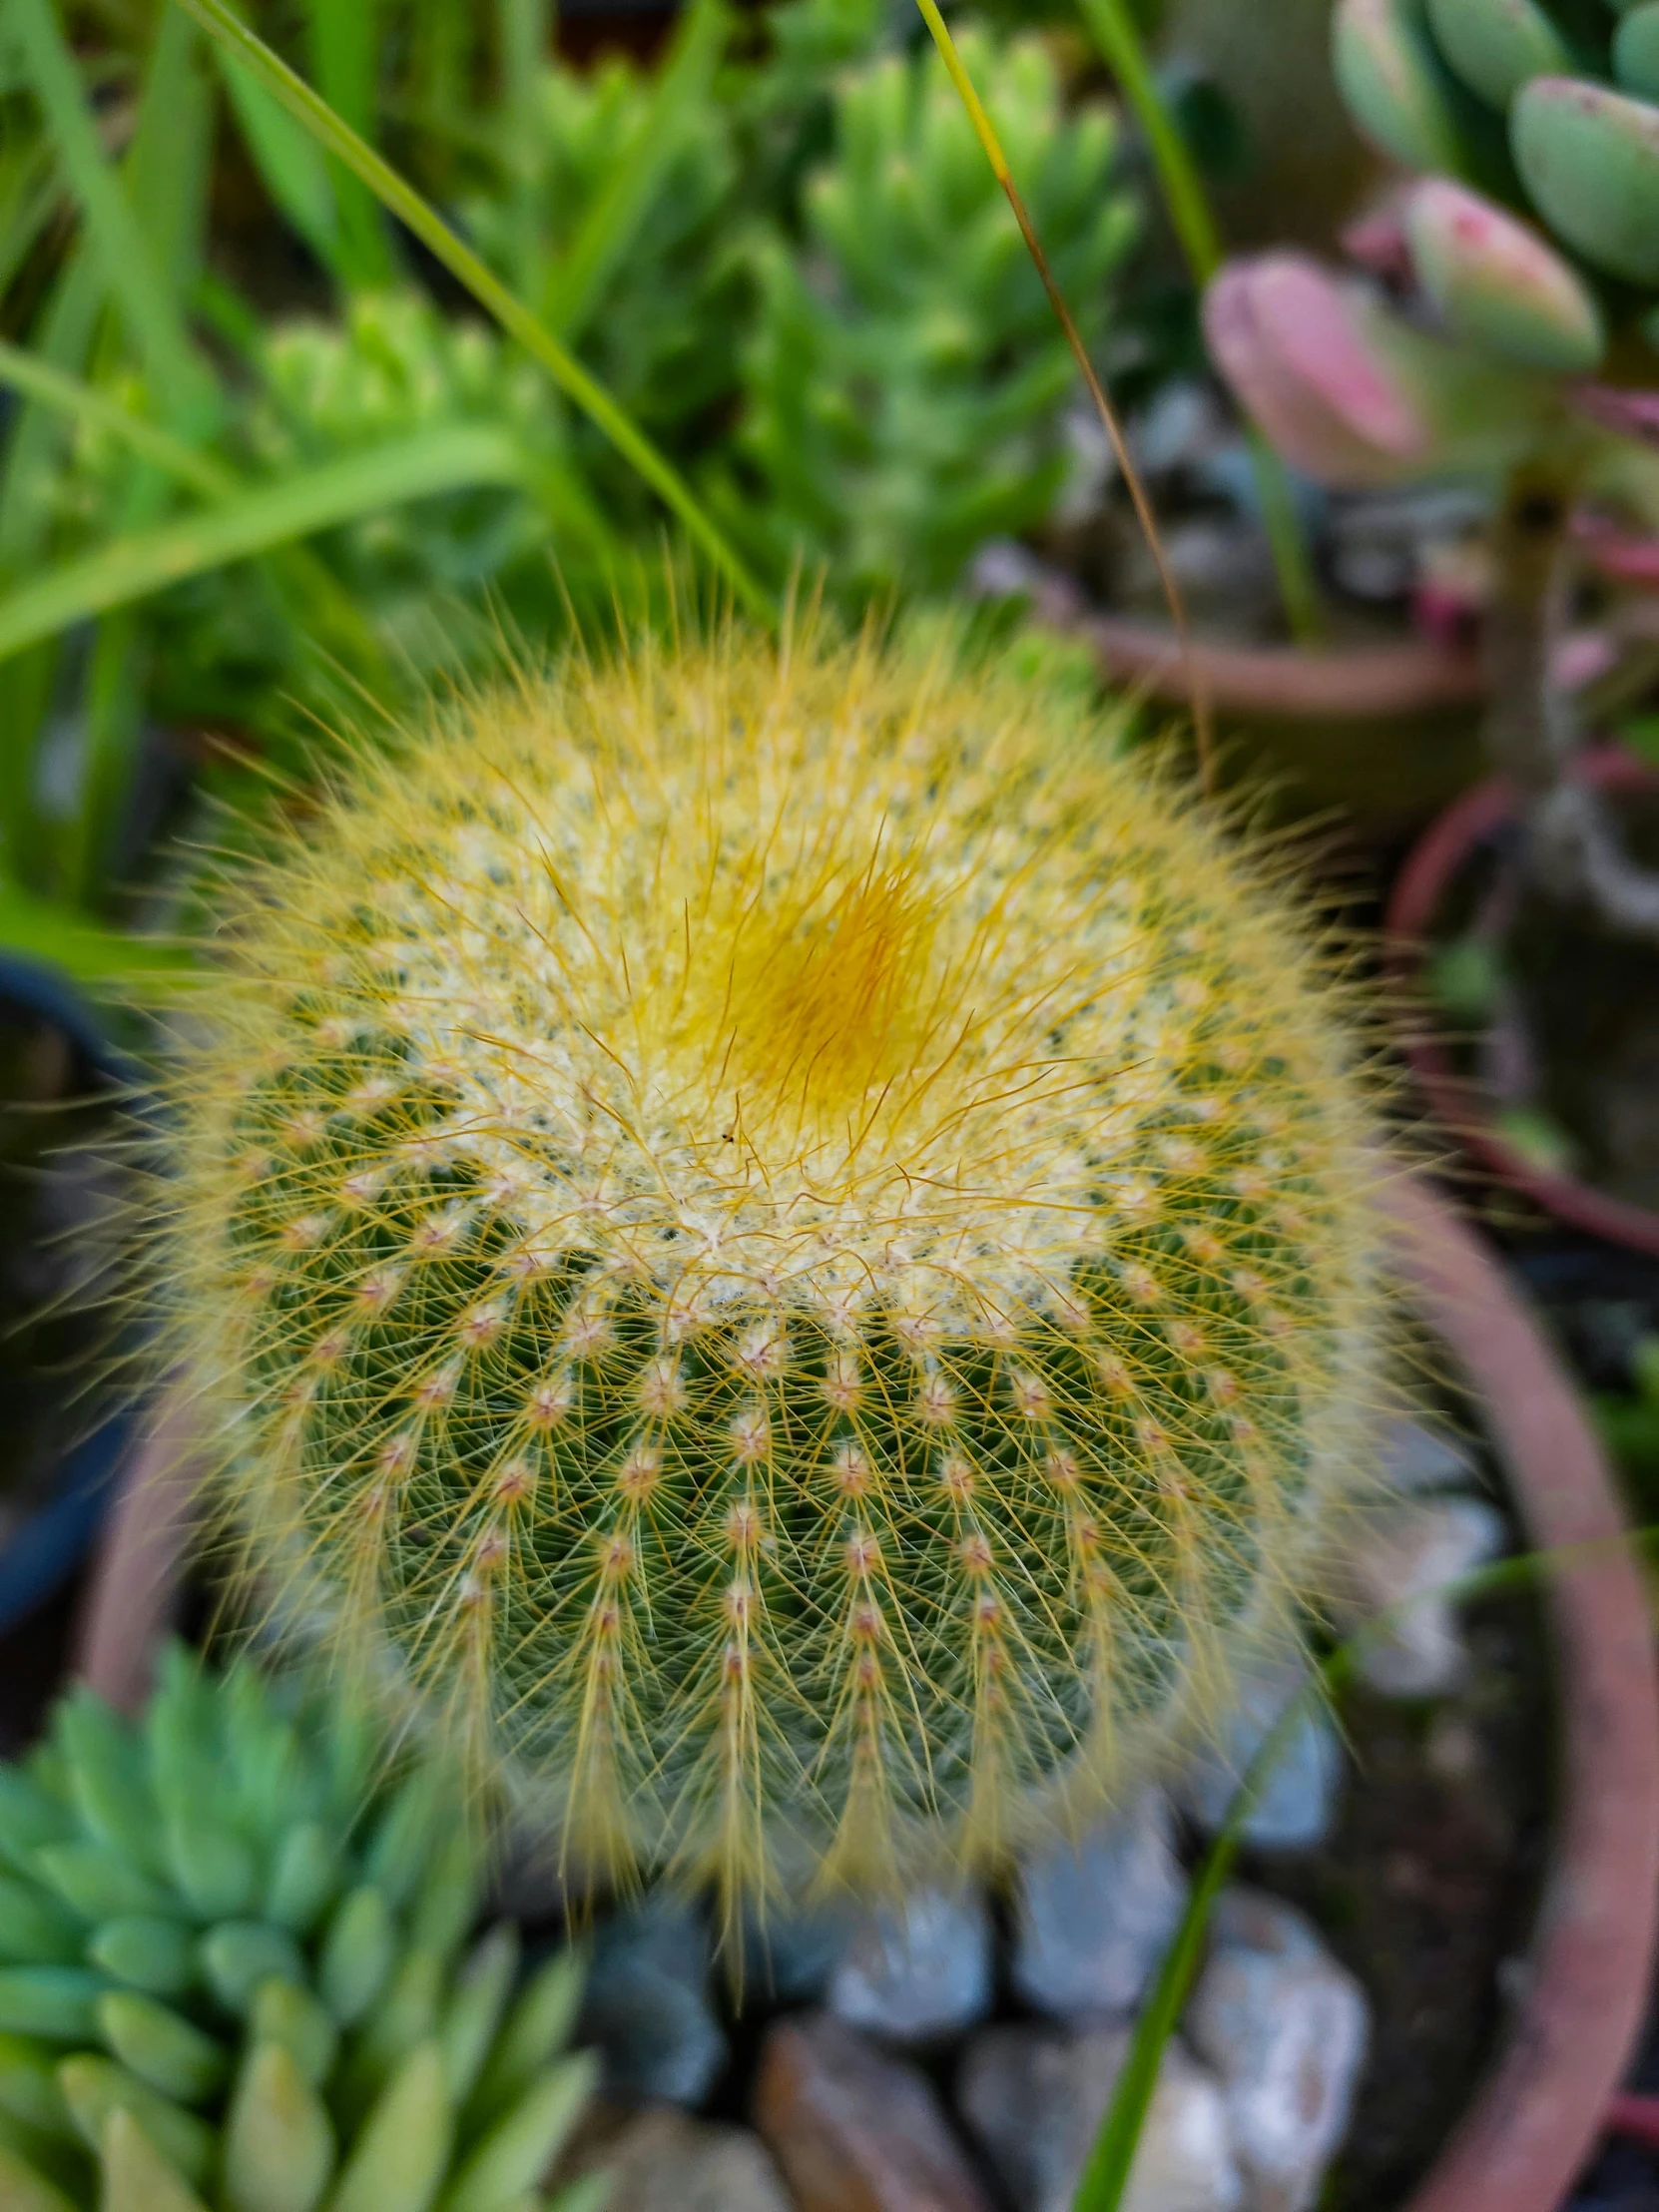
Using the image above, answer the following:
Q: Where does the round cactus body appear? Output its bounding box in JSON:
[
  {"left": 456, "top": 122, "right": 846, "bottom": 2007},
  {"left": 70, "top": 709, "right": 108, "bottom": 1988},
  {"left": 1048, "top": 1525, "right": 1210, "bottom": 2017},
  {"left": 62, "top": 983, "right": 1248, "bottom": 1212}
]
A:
[
  {"left": 1335, "top": 0, "right": 1659, "bottom": 367},
  {"left": 161, "top": 632, "right": 1385, "bottom": 1904}
]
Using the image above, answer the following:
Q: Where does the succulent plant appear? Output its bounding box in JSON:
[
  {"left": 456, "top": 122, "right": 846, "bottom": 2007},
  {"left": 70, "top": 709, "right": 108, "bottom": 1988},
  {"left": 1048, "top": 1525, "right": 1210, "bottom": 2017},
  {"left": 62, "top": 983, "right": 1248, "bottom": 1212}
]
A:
[
  {"left": 247, "top": 291, "right": 592, "bottom": 628},
  {"left": 729, "top": 28, "right": 1140, "bottom": 599},
  {"left": 1332, "top": 0, "right": 1659, "bottom": 370},
  {"left": 462, "top": 38, "right": 750, "bottom": 505},
  {"left": 155, "top": 624, "right": 1385, "bottom": 1911},
  {"left": 0, "top": 1649, "right": 597, "bottom": 2212}
]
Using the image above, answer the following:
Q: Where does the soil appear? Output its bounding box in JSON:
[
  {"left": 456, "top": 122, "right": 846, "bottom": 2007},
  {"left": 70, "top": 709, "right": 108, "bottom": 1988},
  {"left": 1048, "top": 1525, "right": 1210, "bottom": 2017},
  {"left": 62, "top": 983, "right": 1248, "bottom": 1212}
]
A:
[
  {"left": 1256, "top": 1597, "right": 1552, "bottom": 2211},
  {"left": 1426, "top": 786, "right": 1659, "bottom": 1218}
]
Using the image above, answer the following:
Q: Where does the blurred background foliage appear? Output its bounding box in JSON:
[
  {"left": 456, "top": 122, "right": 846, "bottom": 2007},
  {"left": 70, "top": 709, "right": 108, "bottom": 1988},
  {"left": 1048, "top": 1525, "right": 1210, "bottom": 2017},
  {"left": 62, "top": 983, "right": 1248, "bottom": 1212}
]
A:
[{"left": 0, "top": 0, "right": 1365, "bottom": 976}]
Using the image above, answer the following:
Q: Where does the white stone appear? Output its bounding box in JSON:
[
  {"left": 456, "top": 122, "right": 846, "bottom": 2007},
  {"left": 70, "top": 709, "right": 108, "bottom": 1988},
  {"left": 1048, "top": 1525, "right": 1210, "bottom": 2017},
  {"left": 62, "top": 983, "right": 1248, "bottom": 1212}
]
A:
[
  {"left": 1334, "top": 1494, "right": 1506, "bottom": 1697},
  {"left": 1379, "top": 1416, "right": 1477, "bottom": 1496},
  {"left": 578, "top": 2106, "right": 794, "bottom": 2212},
  {"left": 1187, "top": 1889, "right": 1370, "bottom": 2212},
  {"left": 958, "top": 2021, "right": 1244, "bottom": 2212},
  {"left": 1012, "top": 1792, "right": 1189, "bottom": 2017},
  {"left": 828, "top": 1884, "right": 994, "bottom": 2043},
  {"left": 1180, "top": 1653, "right": 1343, "bottom": 1852}
]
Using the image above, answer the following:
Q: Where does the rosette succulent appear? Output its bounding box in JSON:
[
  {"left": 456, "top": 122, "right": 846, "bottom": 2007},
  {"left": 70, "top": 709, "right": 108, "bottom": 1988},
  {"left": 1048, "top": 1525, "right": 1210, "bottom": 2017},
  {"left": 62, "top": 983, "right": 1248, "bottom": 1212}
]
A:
[
  {"left": 0, "top": 1650, "right": 596, "bottom": 2212},
  {"left": 153, "top": 625, "right": 1386, "bottom": 1912}
]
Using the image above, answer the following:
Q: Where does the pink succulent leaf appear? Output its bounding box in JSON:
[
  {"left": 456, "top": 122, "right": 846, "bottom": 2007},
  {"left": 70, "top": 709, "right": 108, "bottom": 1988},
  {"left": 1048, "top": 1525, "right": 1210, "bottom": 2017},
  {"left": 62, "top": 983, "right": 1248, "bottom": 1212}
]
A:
[
  {"left": 1574, "top": 512, "right": 1659, "bottom": 586},
  {"left": 1204, "top": 254, "right": 1432, "bottom": 488},
  {"left": 1341, "top": 204, "right": 1414, "bottom": 285},
  {"left": 1570, "top": 383, "right": 1659, "bottom": 448}
]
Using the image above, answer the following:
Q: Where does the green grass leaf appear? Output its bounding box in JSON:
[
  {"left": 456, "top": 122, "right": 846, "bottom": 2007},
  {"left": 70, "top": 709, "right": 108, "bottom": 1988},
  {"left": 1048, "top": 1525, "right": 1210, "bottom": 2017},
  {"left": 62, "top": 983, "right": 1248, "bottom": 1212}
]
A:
[
  {"left": 217, "top": 51, "right": 344, "bottom": 278},
  {"left": 6, "top": 0, "right": 216, "bottom": 435},
  {"left": 0, "top": 875, "right": 193, "bottom": 987},
  {"left": 0, "top": 423, "right": 529, "bottom": 670},
  {"left": 545, "top": 0, "right": 728, "bottom": 344},
  {"left": 303, "top": 0, "right": 392, "bottom": 286}
]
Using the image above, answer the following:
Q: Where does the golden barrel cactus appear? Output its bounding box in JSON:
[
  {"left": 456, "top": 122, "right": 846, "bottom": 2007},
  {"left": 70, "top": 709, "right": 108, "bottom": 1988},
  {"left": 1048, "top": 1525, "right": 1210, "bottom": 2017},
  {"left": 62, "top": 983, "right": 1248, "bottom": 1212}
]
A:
[{"left": 163, "top": 630, "right": 1383, "bottom": 1907}]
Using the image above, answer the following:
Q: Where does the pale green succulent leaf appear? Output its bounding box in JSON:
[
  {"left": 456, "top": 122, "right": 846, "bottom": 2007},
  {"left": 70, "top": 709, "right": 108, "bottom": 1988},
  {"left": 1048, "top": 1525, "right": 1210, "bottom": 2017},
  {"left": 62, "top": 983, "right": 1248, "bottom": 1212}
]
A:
[
  {"left": 222, "top": 2041, "right": 336, "bottom": 2212},
  {"left": 326, "top": 2040, "right": 453, "bottom": 2212}
]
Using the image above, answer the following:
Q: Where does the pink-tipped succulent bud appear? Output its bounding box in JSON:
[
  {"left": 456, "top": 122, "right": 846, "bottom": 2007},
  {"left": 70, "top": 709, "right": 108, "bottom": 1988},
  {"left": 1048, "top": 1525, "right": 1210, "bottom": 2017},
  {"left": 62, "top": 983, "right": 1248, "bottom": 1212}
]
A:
[
  {"left": 1204, "top": 253, "right": 1432, "bottom": 486},
  {"left": 1404, "top": 177, "right": 1606, "bottom": 371}
]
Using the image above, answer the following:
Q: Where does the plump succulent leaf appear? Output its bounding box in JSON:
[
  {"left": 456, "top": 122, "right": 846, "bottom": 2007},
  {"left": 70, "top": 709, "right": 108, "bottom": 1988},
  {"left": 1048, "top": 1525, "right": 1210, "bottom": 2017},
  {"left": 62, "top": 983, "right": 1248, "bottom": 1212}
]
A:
[
  {"left": 0, "top": 1659, "right": 593, "bottom": 2212},
  {"left": 1334, "top": 0, "right": 1659, "bottom": 353}
]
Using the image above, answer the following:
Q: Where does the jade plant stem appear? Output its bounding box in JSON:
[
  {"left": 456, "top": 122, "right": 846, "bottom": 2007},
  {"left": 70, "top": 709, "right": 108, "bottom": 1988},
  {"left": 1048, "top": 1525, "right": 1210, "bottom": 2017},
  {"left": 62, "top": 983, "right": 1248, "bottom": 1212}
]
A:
[
  {"left": 1487, "top": 451, "right": 1659, "bottom": 945},
  {"left": 1073, "top": 0, "right": 1328, "bottom": 647}
]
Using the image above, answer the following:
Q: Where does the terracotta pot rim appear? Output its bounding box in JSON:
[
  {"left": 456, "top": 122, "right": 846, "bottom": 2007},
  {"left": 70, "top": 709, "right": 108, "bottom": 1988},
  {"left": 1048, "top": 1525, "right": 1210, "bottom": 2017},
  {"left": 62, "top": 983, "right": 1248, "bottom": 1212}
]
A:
[
  {"left": 72, "top": 1180, "right": 1659, "bottom": 2212},
  {"left": 1385, "top": 745, "right": 1659, "bottom": 1257},
  {"left": 1081, "top": 611, "right": 1487, "bottom": 721}
]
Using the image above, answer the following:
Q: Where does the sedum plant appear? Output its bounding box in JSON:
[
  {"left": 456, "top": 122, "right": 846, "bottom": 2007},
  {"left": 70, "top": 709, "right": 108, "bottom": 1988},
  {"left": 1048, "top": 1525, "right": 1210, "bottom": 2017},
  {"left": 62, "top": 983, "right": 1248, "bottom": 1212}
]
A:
[
  {"left": 730, "top": 28, "right": 1139, "bottom": 599},
  {"left": 0, "top": 1649, "right": 597, "bottom": 2212},
  {"left": 156, "top": 623, "right": 1384, "bottom": 1912}
]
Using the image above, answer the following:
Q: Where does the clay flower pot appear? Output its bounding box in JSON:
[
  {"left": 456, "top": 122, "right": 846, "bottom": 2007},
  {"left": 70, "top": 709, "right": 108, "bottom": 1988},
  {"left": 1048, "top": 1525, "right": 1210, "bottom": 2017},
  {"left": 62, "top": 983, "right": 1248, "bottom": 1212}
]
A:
[
  {"left": 1387, "top": 747, "right": 1659, "bottom": 1256},
  {"left": 1080, "top": 613, "right": 1488, "bottom": 832},
  {"left": 71, "top": 1178, "right": 1659, "bottom": 2212}
]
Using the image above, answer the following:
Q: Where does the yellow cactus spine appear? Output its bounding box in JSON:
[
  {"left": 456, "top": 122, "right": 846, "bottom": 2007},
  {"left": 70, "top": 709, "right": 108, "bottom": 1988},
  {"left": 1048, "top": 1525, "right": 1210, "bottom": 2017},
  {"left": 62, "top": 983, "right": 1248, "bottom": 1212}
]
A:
[{"left": 160, "top": 626, "right": 1385, "bottom": 1912}]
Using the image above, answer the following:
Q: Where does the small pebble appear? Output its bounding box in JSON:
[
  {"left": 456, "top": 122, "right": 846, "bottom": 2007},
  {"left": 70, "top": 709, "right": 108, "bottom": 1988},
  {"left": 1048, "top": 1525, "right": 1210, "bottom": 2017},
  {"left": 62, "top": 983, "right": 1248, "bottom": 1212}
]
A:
[
  {"left": 829, "top": 1884, "right": 994, "bottom": 2044},
  {"left": 1187, "top": 1889, "right": 1370, "bottom": 2212},
  {"left": 581, "top": 1897, "right": 728, "bottom": 2106},
  {"left": 1333, "top": 1495, "right": 1507, "bottom": 1697},
  {"left": 1012, "top": 1792, "right": 1188, "bottom": 2017},
  {"left": 572, "top": 2105, "right": 794, "bottom": 2212},
  {"left": 742, "top": 1901, "right": 851, "bottom": 2007},
  {"left": 1379, "top": 1417, "right": 1478, "bottom": 1497},
  {"left": 958, "top": 2020, "right": 1243, "bottom": 2212},
  {"left": 1179, "top": 1650, "right": 1344, "bottom": 1852},
  {"left": 756, "top": 2010, "right": 994, "bottom": 2212}
]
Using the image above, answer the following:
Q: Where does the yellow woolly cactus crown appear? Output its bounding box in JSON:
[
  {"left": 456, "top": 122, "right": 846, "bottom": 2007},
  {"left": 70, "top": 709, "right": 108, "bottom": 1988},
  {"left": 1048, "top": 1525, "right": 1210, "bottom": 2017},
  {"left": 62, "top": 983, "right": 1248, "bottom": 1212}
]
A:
[{"left": 165, "top": 628, "right": 1383, "bottom": 1905}]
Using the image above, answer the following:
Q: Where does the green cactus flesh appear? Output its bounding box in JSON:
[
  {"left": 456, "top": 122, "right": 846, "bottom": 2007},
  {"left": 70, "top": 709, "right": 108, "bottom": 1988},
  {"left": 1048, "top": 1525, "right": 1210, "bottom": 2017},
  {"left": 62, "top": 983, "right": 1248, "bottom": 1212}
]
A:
[
  {"left": 157, "top": 629, "right": 1386, "bottom": 1908},
  {"left": 1336, "top": 0, "right": 1659, "bottom": 355},
  {"left": 0, "top": 1653, "right": 594, "bottom": 2212}
]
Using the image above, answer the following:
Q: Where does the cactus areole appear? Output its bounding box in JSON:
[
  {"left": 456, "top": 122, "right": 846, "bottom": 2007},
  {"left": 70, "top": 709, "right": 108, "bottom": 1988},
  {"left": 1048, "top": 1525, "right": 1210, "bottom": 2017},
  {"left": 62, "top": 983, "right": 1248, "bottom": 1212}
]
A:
[{"left": 165, "top": 632, "right": 1384, "bottom": 1905}]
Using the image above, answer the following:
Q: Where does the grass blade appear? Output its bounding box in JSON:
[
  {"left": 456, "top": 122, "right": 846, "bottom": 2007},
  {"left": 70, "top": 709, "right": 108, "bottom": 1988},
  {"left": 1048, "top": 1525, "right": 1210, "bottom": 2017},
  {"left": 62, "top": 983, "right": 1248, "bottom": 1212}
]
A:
[
  {"left": 217, "top": 51, "right": 343, "bottom": 279},
  {"left": 545, "top": 0, "right": 726, "bottom": 343},
  {"left": 0, "top": 340, "right": 236, "bottom": 501},
  {"left": 303, "top": 0, "right": 391, "bottom": 287},
  {"left": 167, "top": 0, "right": 777, "bottom": 625},
  {"left": 122, "top": 3, "right": 215, "bottom": 312},
  {"left": 0, "top": 423, "right": 528, "bottom": 669},
  {"left": 1070, "top": 0, "right": 1325, "bottom": 646},
  {"left": 5, "top": 0, "right": 215, "bottom": 434},
  {"left": 0, "top": 873, "right": 193, "bottom": 987},
  {"left": 498, "top": 0, "right": 551, "bottom": 297}
]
